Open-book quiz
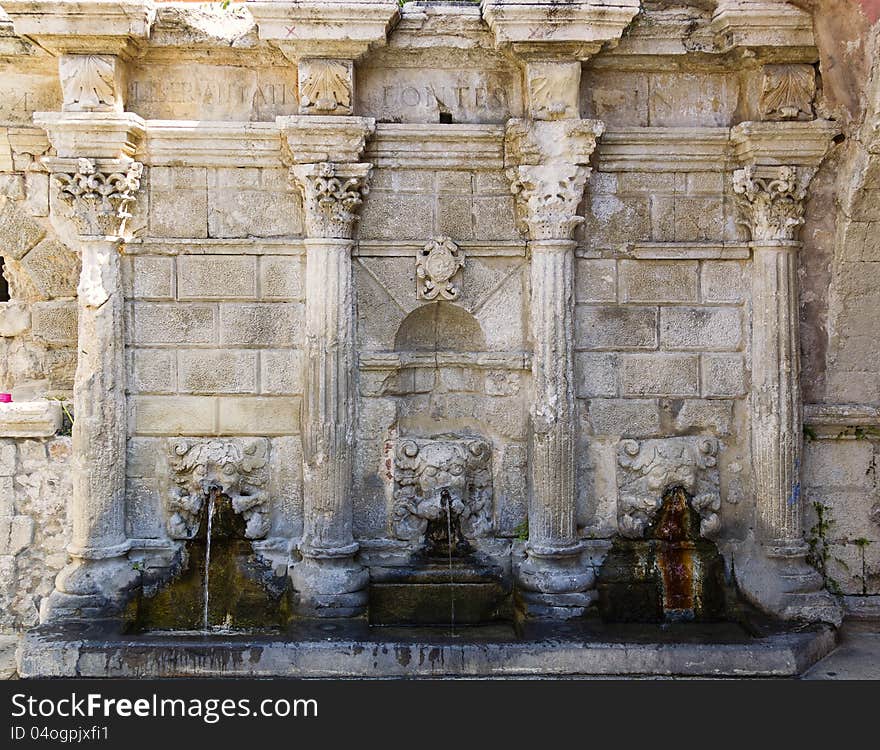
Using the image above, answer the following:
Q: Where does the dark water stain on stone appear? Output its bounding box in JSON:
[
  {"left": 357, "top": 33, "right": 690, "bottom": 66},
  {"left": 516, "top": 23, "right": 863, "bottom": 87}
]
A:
[{"left": 597, "top": 486, "right": 726, "bottom": 623}]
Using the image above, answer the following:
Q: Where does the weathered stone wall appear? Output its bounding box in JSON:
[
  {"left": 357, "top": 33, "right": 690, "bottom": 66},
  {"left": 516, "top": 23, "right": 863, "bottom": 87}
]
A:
[
  {"left": 2, "top": 0, "right": 880, "bottom": 635},
  {"left": 0, "top": 436, "right": 71, "bottom": 631}
]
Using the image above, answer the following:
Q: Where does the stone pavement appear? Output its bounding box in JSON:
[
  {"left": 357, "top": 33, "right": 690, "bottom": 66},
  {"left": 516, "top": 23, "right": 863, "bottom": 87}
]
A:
[{"left": 802, "top": 621, "right": 880, "bottom": 679}]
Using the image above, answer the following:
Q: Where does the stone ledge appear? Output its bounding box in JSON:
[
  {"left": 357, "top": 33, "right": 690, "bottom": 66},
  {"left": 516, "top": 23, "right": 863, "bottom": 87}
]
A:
[
  {"left": 3, "top": 0, "right": 156, "bottom": 56},
  {"left": 16, "top": 623, "right": 836, "bottom": 678},
  {"left": 597, "top": 127, "right": 731, "bottom": 172},
  {"left": 366, "top": 124, "right": 505, "bottom": 170},
  {"left": 141, "top": 121, "right": 283, "bottom": 168},
  {"left": 577, "top": 243, "right": 752, "bottom": 261},
  {"left": 125, "top": 238, "right": 306, "bottom": 256},
  {"left": 249, "top": 0, "right": 400, "bottom": 60},
  {"left": 803, "top": 403, "right": 880, "bottom": 439},
  {"left": 0, "top": 399, "right": 62, "bottom": 438},
  {"left": 357, "top": 240, "right": 526, "bottom": 257},
  {"left": 360, "top": 350, "right": 531, "bottom": 371}
]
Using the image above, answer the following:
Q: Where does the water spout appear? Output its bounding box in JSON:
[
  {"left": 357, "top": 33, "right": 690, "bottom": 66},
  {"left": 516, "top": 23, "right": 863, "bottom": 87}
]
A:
[
  {"left": 202, "top": 488, "right": 217, "bottom": 632},
  {"left": 441, "top": 490, "right": 457, "bottom": 636}
]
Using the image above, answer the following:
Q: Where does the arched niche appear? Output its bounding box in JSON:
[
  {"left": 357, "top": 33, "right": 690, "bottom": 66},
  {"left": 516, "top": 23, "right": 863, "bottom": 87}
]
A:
[{"left": 394, "top": 302, "right": 486, "bottom": 353}]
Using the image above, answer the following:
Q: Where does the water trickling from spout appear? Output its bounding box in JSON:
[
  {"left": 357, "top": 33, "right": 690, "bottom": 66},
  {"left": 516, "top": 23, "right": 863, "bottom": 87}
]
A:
[
  {"left": 442, "top": 490, "right": 456, "bottom": 637},
  {"left": 202, "top": 489, "right": 217, "bottom": 632}
]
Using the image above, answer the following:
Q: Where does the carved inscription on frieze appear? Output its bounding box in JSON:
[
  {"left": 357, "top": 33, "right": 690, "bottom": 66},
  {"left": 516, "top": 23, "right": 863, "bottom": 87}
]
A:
[
  {"left": 126, "top": 64, "right": 298, "bottom": 120},
  {"left": 358, "top": 68, "right": 519, "bottom": 123}
]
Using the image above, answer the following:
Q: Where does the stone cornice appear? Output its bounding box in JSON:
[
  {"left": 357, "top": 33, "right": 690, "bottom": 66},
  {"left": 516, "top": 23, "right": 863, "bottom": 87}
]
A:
[
  {"left": 139, "top": 121, "right": 282, "bottom": 167},
  {"left": 365, "top": 124, "right": 505, "bottom": 170},
  {"left": 804, "top": 404, "right": 880, "bottom": 436},
  {"left": 359, "top": 351, "right": 531, "bottom": 372},
  {"left": 730, "top": 120, "right": 840, "bottom": 167},
  {"left": 710, "top": 0, "right": 815, "bottom": 53},
  {"left": 0, "top": 399, "right": 63, "bottom": 438},
  {"left": 481, "top": 0, "right": 640, "bottom": 60},
  {"left": 277, "top": 114, "right": 375, "bottom": 164},
  {"left": 248, "top": 0, "right": 400, "bottom": 61},
  {"left": 596, "top": 127, "right": 732, "bottom": 172},
  {"left": 34, "top": 111, "right": 145, "bottom": 160},
  {"left": 3, "top": 0, "right": 156, "bottom": 57}
]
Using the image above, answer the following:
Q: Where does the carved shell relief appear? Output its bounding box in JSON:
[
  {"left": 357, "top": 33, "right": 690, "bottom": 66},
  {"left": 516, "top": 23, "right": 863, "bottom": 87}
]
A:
[
  {"left": 59, "top": 54, "right": 118, "bottom": 112},
  {"left": 299, "top": 59, "right": 353, "bottom": 115},
  {"left": 759, "top": 64, "right": 815, "bottom": 122},
  {"left": 616, "top": 437, "right": 722, "bottom": 540},
  {"left": 166, "top": 438, "right": 271, "bottom": 541},
  {"left": 416, "top": 237, "right": 465, "bottom": 300}
]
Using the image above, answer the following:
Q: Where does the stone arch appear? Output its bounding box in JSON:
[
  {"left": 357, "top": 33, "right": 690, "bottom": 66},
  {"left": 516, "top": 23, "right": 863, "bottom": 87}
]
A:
[{"left": 394, "top": 302, "right": 486, "bottom": 352}]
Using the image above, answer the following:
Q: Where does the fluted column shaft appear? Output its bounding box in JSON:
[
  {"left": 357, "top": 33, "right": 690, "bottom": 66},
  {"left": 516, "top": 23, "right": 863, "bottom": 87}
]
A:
[
  {"left": 731, "top": 153, "right": 842, "bottom": 624},
  {"left": 504, "top": 118, "right": 604, "bottom": 617},
  {"left": 69, "top": 239, "right": 128, "bottom": 558},
  {"left": 751, "top": 241, "right": 804, "bottom": 550},
  {"left": 528, "top": 239, "right": 578, "bottom": 554},
  {"left": 38, "top": 150, "right": 144, "bottom": 624},
  {"left": 287, "top": 159, "right": 372, "bottom": 616},
  {"left": 300, "top": 237, "right": 357, "bottom": 555}
]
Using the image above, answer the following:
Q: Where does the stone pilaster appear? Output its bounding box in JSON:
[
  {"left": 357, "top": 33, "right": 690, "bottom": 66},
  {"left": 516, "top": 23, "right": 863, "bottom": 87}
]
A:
[
  {"left": 36, "top": 114, "right": 145, "bottom": 625},
  {"left": 281, "top": 118, "right": 374, "bottom": 616},
  {"left": 730, "top": 121, "right": 843, "bottom": 625},
  {"left": 505, "top": 117, "right": 604, "bottom": 617}
]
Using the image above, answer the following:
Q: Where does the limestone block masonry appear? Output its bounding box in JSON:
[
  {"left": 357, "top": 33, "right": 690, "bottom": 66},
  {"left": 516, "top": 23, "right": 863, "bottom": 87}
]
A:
[{"left": 3, "top": 0, "right": 880, "bottom": 658}]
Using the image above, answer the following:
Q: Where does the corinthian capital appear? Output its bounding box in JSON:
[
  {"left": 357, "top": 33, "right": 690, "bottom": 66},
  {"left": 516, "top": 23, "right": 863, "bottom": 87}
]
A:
[
  {"left": 291, "top": 162, "right": 372, "bottom": 239},
  {"left": 50, "top": 157, "right": 143, "bottom": 237},
  {"left": 504, "top": 118, "right": 604, "bottom": 240},
  {"left": 732, "top": 165, "right": 815, "bottom": 242}
]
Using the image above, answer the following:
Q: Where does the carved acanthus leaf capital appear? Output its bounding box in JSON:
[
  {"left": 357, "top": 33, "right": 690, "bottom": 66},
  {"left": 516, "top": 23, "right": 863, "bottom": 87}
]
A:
[
  {"left": 732, "top": 165, "right": 815, "bottom": 242},
  {"left": 291, "top": 161, "right": 372, "bottom": 239},
  {"left": 504, "top": 118, "right": 604, "bottom": 240},
  {"left": 51, "top": 157, "right": 143, "bottom": 237}
]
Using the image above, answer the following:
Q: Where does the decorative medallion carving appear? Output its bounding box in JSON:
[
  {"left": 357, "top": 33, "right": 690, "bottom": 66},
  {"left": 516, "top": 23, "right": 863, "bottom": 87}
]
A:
[
  {"left": 732, "top": 165, "right": 815, "bottom": 242},
  {"left": 759, "top": 64, "right": 815, "bottom": 122},
  {"left": 416, "top": 236, "right": 464, "bottom": 300},
  {"left": 616, "top": 437, "right": 721, "bottom": 540},
  {"left": 392, "top": 437, "right": 493, "bottom": 543},
  {"left": 52, "top": 158, "right": 143, "bottom": 236},
  {"left": 59, "top": 54, "right": 120, "bottom": 112},
  {"left": 167, "top": 438, "right": 271, "bottom": 541},
  {"left": 299, "top": 58, "right": 353, "bottom": 115},
  {"left": 291, "top": 161, "right": 372, "bottom": 239}
]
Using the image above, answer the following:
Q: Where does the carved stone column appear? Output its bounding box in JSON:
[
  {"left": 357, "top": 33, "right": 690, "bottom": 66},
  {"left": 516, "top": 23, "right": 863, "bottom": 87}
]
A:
[
  {"left": 281, "top": 118, "right": 374, "bottom": 616},
  {"left": 505, "top": 117, "right": 604, "bottom": 617},
  {"left": 36, "top": 116, "right": 145, "bottom": 624},
  {"left": 730, "top": 121, "right": 843, "bottom": 625}
]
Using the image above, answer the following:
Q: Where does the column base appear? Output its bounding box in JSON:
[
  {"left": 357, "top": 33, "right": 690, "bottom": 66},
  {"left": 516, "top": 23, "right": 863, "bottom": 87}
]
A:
[
  {"left": 291, "top": 546, "right": 369, "bottom": 618},
  {"left": 516, "top": 543, "right": 596, "bottom": 619},
  {"left": 40, "top": 555, "right": 140, "bottom": 628},
  {"left": 734, "top": 541, "right": 843, "bottom": 627}
]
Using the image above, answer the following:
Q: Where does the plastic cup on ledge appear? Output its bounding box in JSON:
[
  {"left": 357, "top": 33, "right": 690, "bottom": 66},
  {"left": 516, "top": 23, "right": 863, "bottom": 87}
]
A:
[{"left": 0, "top": 394, "right": 11, "bottom": 403}]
